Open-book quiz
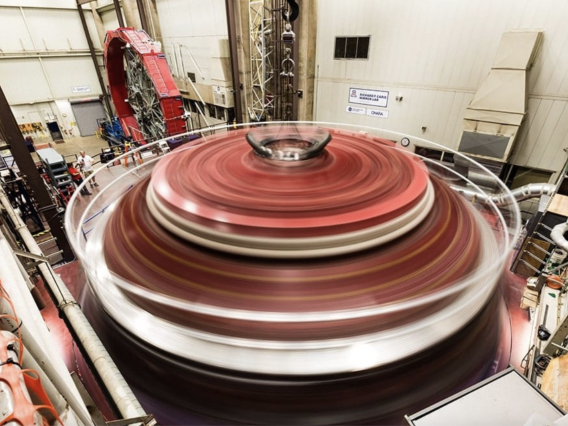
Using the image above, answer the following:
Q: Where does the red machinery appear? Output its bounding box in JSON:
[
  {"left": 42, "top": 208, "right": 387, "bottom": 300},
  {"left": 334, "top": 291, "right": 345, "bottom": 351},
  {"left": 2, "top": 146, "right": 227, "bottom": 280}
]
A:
[{"left": 104, "top": 28, "right": 187, "bottom": 144}]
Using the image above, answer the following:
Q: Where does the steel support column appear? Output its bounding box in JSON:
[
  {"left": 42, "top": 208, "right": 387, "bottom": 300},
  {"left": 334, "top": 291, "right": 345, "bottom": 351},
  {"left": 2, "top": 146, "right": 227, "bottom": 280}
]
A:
[
  {"left": 76, "top": 1, "right": 113, "bottom": 117},
  {"left": 0, "top": 85, "right": 74, "bottom": 262},
  {"left": 113, "top": 0, "right": 126, "bottom": 27},
  {"left": 291, "top": 18, "right": 299, "bottom": 120},
  {"left": 225, "top": 0, "right": 244, "bottom": 123},
  {"left": 135, "top": 0, "right": 150, "bottom": 34}
]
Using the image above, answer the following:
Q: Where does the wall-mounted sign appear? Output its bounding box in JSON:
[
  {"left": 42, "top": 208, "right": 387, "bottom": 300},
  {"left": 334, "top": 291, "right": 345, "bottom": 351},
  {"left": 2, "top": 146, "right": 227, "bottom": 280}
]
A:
[
  {"left": 346, "top": 105, "right": 366, "bottom": 115},
  {"left": 349, "top": 88, "right": 389, "bottom": 107},
  {"left": 366, "top": 108, "right": 389, "bottom": 118},
  {"left": 213, "top": 85, "right": 229, "bottom": 107},
  {"left": 71, "top": 85, "right": 91, "bottom": 94}
]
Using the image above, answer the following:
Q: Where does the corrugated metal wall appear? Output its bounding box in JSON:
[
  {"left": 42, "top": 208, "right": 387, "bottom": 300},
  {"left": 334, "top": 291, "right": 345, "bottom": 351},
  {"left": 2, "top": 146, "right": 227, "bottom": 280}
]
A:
[
  {"left": 156, "top": 0, "right": 231, "bottom": 91},
  {"left": 0, "top": 2, "right": 102, "bottom": 104},
  {"left": 0, "top": 1, "right": 103, "bottom": 137},
  {"left": 315, "top": 0, "right": 568, "bottom": 176}
]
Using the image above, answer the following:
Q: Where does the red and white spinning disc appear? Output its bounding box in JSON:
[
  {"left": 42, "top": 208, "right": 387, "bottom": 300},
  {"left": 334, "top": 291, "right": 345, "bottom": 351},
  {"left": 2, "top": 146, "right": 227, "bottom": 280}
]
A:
[{"left": 148, "top": 126, "right": 434, "bottom": 257}]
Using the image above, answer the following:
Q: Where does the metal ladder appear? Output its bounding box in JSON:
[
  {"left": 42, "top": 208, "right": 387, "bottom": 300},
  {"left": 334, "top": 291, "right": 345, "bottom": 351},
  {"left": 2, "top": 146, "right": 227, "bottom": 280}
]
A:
[
  {"left": 512, "top": 161, "right": 568, "bottom": 276},
  {"left": 514, "top": 220, "right": 555, "bottom": 275}
]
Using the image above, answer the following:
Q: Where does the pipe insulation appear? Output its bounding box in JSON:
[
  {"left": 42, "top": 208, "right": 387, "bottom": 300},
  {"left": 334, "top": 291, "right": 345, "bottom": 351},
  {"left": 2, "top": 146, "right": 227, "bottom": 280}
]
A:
[
  {"left": 0, "top": 236, "right": 91, "bottom": 426},
  {"left": 451, "top": 183, "right": 556, "bottom": 206},
  {"left": 0, "top": 187, "right": 149, "bottom": 423}
]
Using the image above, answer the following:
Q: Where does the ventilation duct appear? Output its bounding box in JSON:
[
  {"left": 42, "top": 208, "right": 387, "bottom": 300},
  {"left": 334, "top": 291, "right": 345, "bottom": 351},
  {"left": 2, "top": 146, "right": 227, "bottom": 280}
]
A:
[{"left": 458, "top": 31, "right": 544, "bottom": 162}]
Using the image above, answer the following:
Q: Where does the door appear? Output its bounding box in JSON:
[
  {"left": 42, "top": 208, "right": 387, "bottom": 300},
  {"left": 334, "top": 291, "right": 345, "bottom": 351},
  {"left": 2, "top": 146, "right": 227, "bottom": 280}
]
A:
[{"left": 70, "top": 100, "right": 106, "bottom": 136}]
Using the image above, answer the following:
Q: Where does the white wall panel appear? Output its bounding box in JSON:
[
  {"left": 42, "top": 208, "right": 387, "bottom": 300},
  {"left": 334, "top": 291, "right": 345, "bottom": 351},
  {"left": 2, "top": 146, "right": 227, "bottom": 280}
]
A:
[
  {"left": 530, "top": 101, "right": 567, "bottom": 168},
  {"left": 520, "top": 99, "right": 554, "bottom": 164},
  {"left": 0, "top": 59, "right": 52, "bottom": 103},
  {"left": 510, "top": 97, "right": 541, "bottom": 164},
  {"left": 0, "top": 0, "right": 75, "bottom": 8},
  {"left": 42, "top": 57, "right": 102, "bottom": 99},
  {"left": 156, "top": 0, "right": 228, "bottom": 87},
  {"left": 442, "top": 92, "right": 467, "bottom": 148},
  {"left": 100, "top": 9, "right": 120, "bottom": 32},
  {"left": 12, "top": 102, "right": 52, "bottom": 124},
  {"left": 0, "top": 2, "right": 102, "bottom": 108},
  {"left": 0, "top": 7, "right": 34, "bottom": 51},
  {"left": 23, "top": 8, "right": 90, "bottom": 51},
  {"left": 511, "top": 98, "right": 568, "bottom": 173},
  {"left": 0, "top": 53, "right": 101, "bottom": 105},
  {"left": 316, "top": 0, "right": 568, "bottom": 173},
  {"left": 0, "top": 6, "right": 99, "bottom": 53}
]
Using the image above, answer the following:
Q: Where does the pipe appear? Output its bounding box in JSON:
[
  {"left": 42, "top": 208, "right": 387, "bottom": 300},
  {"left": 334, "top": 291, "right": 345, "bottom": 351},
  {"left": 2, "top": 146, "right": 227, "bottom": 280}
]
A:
[
  {"left": 0, "top": 331, "right": 47, "bottom": 424},
  {"left": 468, "top": 169, "right": 499, "bottom": 190},
  {"left": 178, "top": 43, "right": 211, "bottom": 128},
  {"left": 451, "top": 183, "right": 556, "bottom": 206},
  {"left": 19, "top": 330, "right": 69, "bottom": 416},
  {"left": 170, "top": 42, "right": 179, "bottom": 78},
  {"left": 0, "top": 188, "right": 149, "bottom": 422},
  {"left": 0, "top": 237, "right": 91, "bottom": 425},
  {"left": 13, "top": 250, "right": 46, "bottom": 309},
  {"left": 509, "top": 183, "right": 556, "bottom": 204},
  {"left": 179, "top": 44, "right": 205, "bottom": 81},
  {"left": 551, "top": 221, "right": 568, "bottom": 252}
]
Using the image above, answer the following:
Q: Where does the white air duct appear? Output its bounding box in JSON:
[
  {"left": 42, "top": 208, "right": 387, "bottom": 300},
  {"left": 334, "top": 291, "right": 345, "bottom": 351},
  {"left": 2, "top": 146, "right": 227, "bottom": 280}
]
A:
[
  {"left": 459, "top": 31, "right": 544, "bottom": 162},
  {"left": 451, "top": 183, "right": 555, "bottom": 206},
  {"left": 551, "top": 220, "right": 568, "bottom": 252}
]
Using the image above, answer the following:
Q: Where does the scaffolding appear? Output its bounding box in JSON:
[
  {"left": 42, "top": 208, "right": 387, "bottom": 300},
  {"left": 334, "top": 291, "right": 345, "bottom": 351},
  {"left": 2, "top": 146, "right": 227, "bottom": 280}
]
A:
[{"left": 248, "top": 0, "right": 296, "bottom": 122}]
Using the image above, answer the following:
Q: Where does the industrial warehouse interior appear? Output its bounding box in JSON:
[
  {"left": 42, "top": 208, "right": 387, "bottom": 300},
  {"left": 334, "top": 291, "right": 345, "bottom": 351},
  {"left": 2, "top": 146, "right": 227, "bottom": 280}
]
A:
[{"left": 2, "top": 0, "right": 568, "bottom": 425}]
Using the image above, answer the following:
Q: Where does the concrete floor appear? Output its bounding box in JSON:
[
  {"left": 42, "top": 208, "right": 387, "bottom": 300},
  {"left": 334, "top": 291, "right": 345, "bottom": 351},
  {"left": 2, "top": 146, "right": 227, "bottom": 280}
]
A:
[{"left": 32, "top": 135, "right": 109, "bottom": 167}]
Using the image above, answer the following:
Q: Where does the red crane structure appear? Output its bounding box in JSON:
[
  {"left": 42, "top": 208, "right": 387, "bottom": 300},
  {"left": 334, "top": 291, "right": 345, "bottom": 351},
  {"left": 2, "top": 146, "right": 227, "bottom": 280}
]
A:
[{"left": 104, "top": 28, "right": 187, "bottom": 144}]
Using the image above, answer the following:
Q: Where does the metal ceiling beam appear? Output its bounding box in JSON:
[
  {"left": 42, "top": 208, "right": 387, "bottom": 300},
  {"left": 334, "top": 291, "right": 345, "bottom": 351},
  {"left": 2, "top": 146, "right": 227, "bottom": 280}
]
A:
[
  {"left": 0, "top": 52, "right": 100, "bottom": 60},
  {"left": 0, "top": 5, "right": 79, "bottom": 10}
]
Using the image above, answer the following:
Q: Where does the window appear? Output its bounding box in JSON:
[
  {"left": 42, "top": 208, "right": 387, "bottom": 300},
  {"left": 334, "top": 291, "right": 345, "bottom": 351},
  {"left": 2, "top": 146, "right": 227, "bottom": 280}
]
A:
[
  {"left": 334, "top": 36, "right": 370, "bottom": 60},
  {"left": 207, "top": 103, "right": 216, "bottom": 118},
  {"left": 187, "top": 72, "right": 196, "bottom": 83}
]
